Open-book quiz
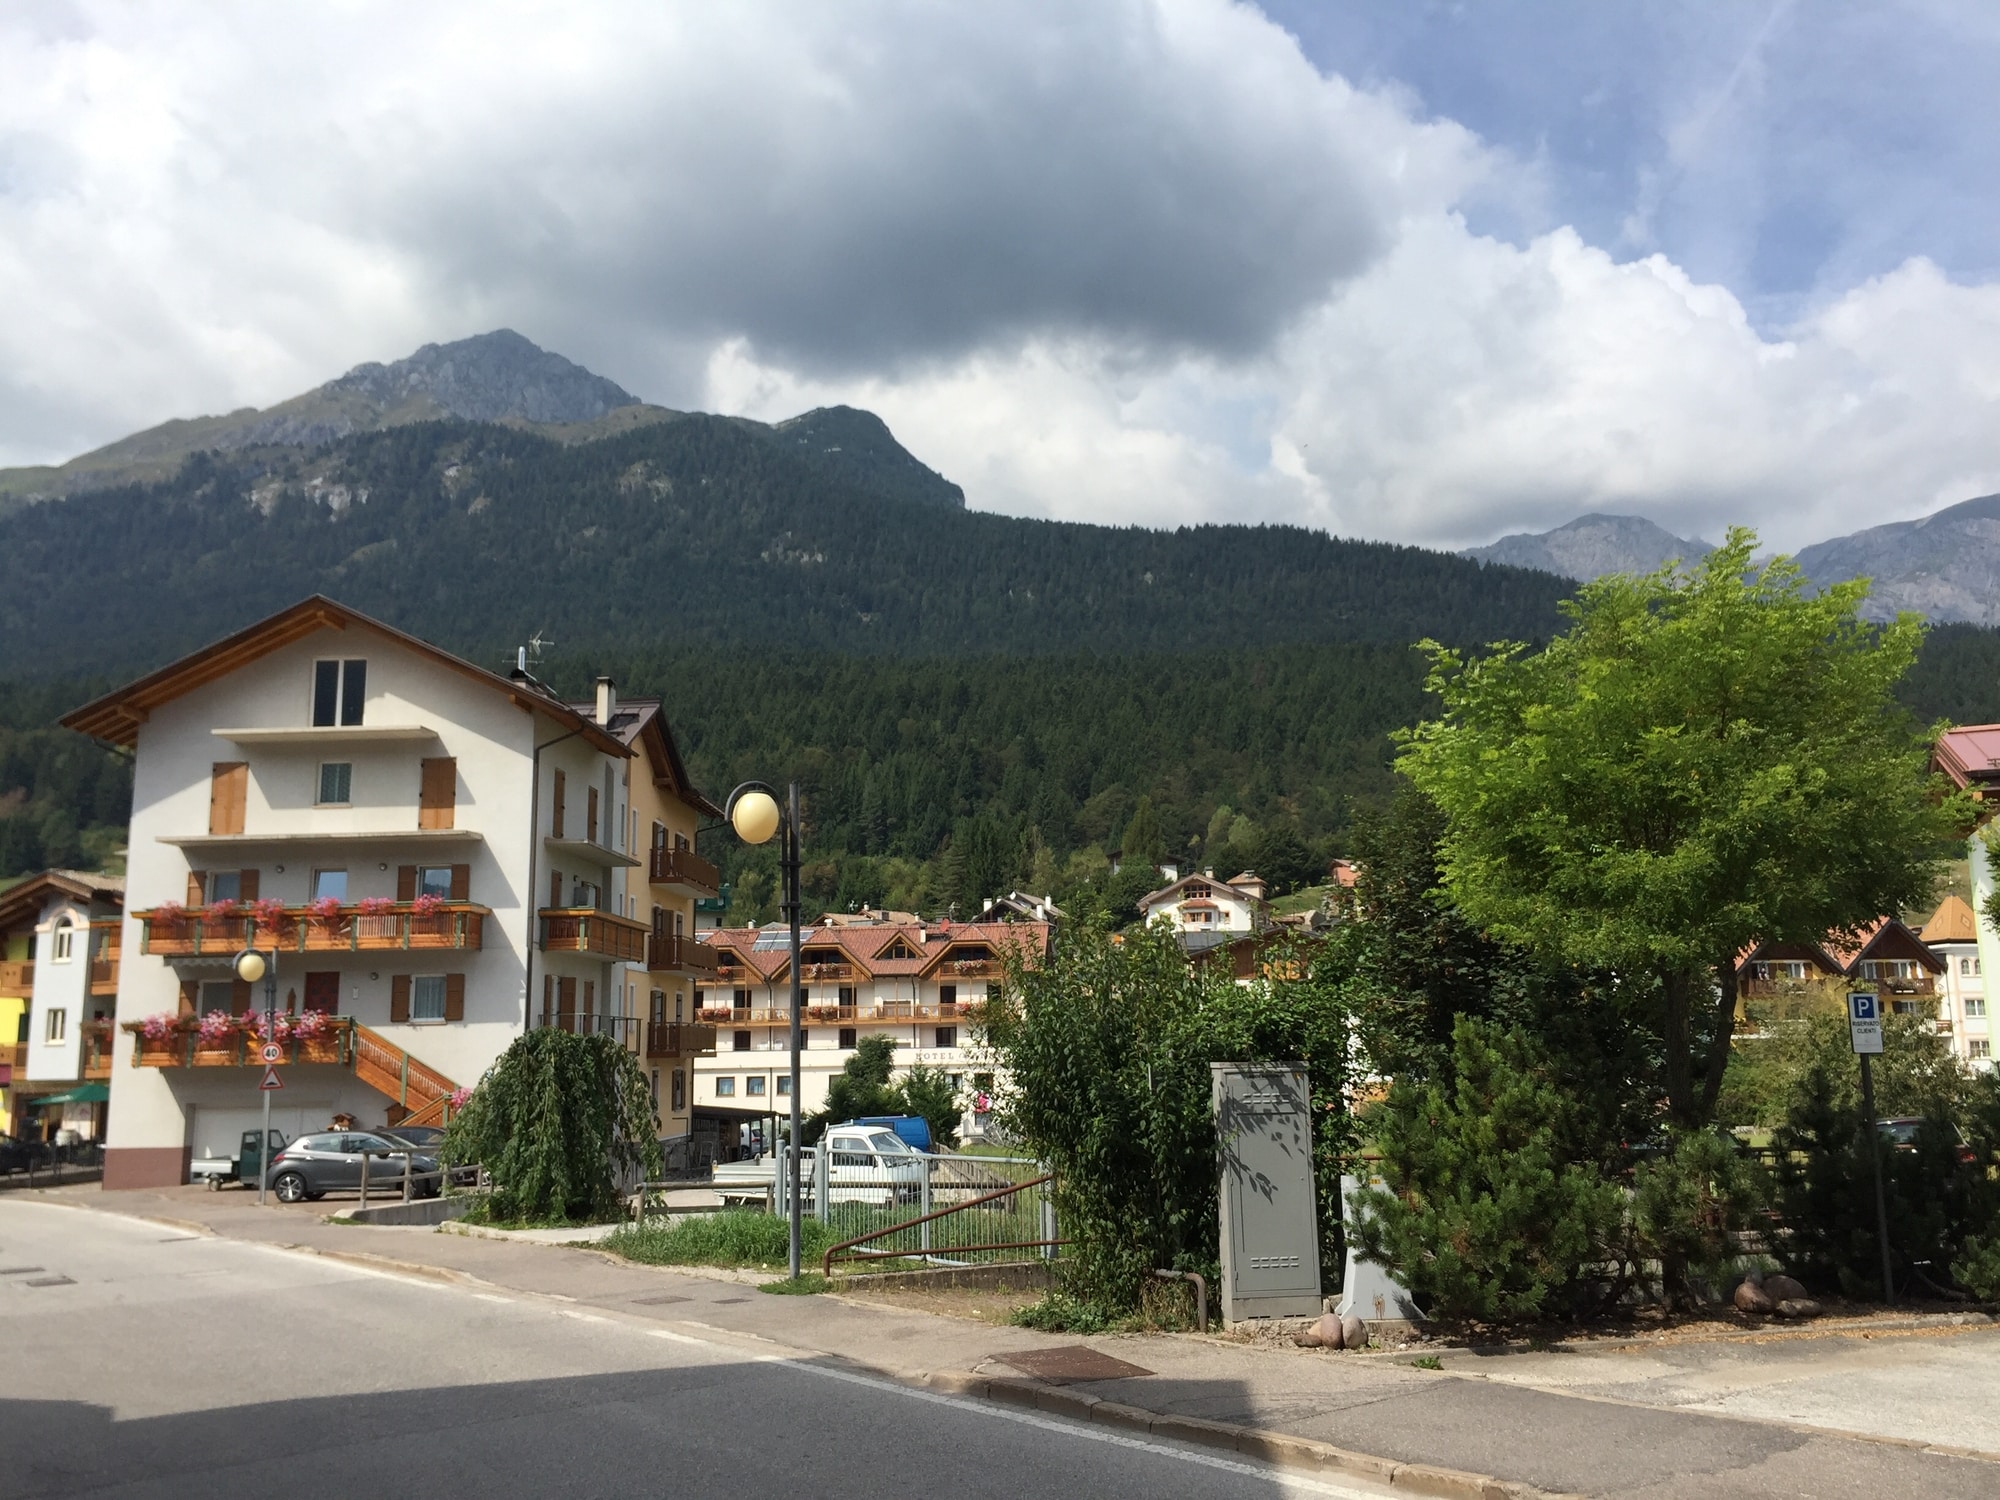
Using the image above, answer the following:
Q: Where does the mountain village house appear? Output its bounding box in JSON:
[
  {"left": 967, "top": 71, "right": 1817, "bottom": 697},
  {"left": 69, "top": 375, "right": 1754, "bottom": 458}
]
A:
[
  {"left": 0, "top": 870, "right": 124, "bottom": 1142},
  {"left": 60, "top": 597, "right": 717, "bottom": 1188},
  {"left": 693, "top": 913, "right": 1049, "bottom": 1154}
]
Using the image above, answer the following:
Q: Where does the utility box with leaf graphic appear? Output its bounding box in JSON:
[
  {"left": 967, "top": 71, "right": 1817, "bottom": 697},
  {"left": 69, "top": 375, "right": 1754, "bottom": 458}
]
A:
[{"left": 1212, "top": 1061, "right": 1322, "bottom": 1323}]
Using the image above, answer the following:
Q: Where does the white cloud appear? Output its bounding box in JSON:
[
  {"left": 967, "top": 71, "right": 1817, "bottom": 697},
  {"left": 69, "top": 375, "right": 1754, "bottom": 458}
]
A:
[{"left": 2, "top": 0, "right": 1998, "bottom": 555}]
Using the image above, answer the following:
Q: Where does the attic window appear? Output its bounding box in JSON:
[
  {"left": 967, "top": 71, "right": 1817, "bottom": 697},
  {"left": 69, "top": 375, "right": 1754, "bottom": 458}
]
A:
[
  {"left": 312, "top": 659, "right": 367, "bottom": 726},
  {"left": 881, "top": 942, "right": 918, "bottom": 962}
]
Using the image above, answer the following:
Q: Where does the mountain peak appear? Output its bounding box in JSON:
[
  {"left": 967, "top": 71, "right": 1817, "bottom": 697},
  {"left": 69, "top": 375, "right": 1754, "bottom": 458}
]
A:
[
  {"left": 1462, "top": 513, "right": 1714, "bottom": 582},
  {"left": 325, "top": 329, "right": 640, "bottom": 425}
]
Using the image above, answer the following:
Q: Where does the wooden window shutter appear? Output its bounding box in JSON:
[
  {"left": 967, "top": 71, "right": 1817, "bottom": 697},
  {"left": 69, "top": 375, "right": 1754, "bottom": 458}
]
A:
[
  {"left": 586, "top": 786, "right": 599, "bottom": 844},
  {"left": 449, "top": 864, "right": 470, "bottom": 901},
  {"left": 178, "top": 980, "right": 199, "bottom": 1017},
  {"left": 444, "top": 973, "right": 465, "bottom": 1022},
  {"left": 583, "top": 979, "right": 595, "bottom": 1011},
  {"left": 419, "top": 757, "right": 457, "bottom": 830},
  {"left": 230, "top": 979, "right": 251, "bottom": 1016},
  {"left": 551, "top": 769, "right": 566, "bottom": 838},
  {"left": 209, "top": 762, "right": 247, "bottom": 836},
  {"left": 186, "top": 871, "right": 207, "bottom": 906},
  {"left": 549, "top": 869, "right": 562, "bottom": 909},
  {"left": 237, "top": 869, "right": 260, "bottom": 901},
  {"left": 390, "top": 975, "right": 411, "bottom": 1023},
  {"left": 542, "top": 973, "right": 553, "bottom": 1021},
  {"left": 396, "top": 865, "right": 417, "bottom": 902},
  {"left": 557, "top": 976, "right": 576, "bottom": 1017}
]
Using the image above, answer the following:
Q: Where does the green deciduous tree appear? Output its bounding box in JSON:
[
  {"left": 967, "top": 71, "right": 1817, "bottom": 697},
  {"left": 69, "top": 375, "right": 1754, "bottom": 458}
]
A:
[
  {"left": 443, "top": 1029, "right": 661, "bottom": 1224},
  {"left": 1398, "top": 531, "right": 1969, "bottom": 1134}
]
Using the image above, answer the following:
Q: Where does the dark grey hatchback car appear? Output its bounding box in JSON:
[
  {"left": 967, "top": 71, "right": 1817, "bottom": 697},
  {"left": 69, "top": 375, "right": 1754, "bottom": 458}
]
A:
[{"left": 265, "top": 1132, "right": 441, "bottom": 1202}]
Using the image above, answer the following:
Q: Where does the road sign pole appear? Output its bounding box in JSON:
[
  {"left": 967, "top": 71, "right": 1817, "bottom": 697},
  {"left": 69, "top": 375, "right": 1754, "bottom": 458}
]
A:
[
  {"left": 1848, "top": 990, "right": 1894, "bottom": 1304},
  {"left": 258, "top": 950, "right": 276, "bottom": 1207}
]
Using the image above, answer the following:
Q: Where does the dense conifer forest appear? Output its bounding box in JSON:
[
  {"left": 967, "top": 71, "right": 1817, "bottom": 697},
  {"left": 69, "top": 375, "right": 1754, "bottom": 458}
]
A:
[{"left": 4, "top": 416, "right": 1997, "bottom": 900}]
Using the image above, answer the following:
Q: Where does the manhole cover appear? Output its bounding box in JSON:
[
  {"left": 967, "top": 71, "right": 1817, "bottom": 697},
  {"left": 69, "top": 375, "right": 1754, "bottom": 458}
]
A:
[
  {"left": 629, "top": 1294, "right": 689, "bottom": 1306},
  {"left": 993, "top": 1346, "right": 1153, "bottom": 1385},
  {"left": 25, "top": 1276, "right": 74, "bottom": 1288}
]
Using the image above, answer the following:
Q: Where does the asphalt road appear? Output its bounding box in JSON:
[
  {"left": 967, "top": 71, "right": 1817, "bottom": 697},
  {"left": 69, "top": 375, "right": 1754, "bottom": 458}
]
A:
[{"left": 0, "top": 1200, "right": 1388, "bottom": 1500}]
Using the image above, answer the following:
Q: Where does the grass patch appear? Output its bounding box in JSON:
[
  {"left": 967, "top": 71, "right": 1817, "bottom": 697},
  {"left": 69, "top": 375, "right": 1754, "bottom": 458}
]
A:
[
  {"left": 1410, "top": 1354, "right": 1443, "bottom": 1370},
  {"left": 760, "top": 1274, "right": 830, "bottom": 1295},
  {"left": 455, "top": 1197, "right": 610, "bottom": 1231},
  {"left": 602, "top": 1210, "right": 841, "bottom": 1270}
]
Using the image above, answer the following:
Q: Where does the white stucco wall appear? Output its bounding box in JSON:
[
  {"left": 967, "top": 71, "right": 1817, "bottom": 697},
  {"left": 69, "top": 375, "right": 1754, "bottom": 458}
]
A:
[{"left": 25, "top": 901, "right": 91, "bottom": 1082}]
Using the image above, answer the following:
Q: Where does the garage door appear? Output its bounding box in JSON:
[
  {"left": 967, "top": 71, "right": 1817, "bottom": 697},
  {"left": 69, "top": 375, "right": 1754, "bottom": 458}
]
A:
[{"left": 189, "top": 1100, "right": 339, "bottom": 1160}]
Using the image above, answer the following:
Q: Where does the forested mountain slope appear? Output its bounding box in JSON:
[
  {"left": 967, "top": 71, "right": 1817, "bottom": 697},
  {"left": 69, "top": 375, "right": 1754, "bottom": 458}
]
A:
[{"left": 0, "top": 414, "right": 1570, "bottom": 676}]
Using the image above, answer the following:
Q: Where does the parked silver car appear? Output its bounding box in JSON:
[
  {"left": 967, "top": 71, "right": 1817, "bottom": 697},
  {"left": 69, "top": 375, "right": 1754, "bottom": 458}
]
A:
[{"left": 265, "top": 1131, "right": 440, "bottom": 1203}]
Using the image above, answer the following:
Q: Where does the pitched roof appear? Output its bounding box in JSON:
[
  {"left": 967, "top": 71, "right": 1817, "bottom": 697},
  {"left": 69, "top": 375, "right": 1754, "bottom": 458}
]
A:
[
  {"left": 1823, "top": 917, "right": 1945, "bottom": 974},
  {"left": 0, "top": 869, "right": 124, "bottom": 930},
  {"left": 566, "top": 694, "right": 721, "bottom": 819},
  {"left": 701, "top": 919, "right": 1046, "bottom": 983},
  {"left": 1138, "top": 873, "right": 1258, "bottom": 910},
  {"left": 1933, "top": 724, "right": 2000, "bottom": 794},
  {"left": 60, "top": 595, "right": 629, "bottom": 757},
  {"left": 1921, "top": 894, "right": 1981, "bottom": 945}
]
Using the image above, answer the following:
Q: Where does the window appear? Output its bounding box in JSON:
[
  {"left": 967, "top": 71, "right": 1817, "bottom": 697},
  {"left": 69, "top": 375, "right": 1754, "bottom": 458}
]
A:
[
  {"left": 649, "top": 989, "right": 665, "bottom": 1025},
  {"left": 734, "top": 987, "right": 752, "bottom": 1008},
  {"left": 199, "top": 981, "right": 236, "bottom": 1014},
  {"left": 838, "top": 1027, "right": 857, "bottom": 1050},
  {"left": 312, "top": 869, "right": 348, "bottom": 902},
  {"left": 207, "top": 871, "right": 242, "bottom": 903},
  {"left": 935, "top": 1027, "right": 958, "bottom": 1049},
  {"left": 777, "top": 1077, "right": 791, "bottom": 1096},
  {"left": 416, "top": 866, "right": 454, "bottom": 899},
  {"left": 715, "top": 1077, "right": 736, "bottom": 1097},
  {"left": 984, "top": 983, "right": 997, "bottom": 1002},
  {"left": 1969, "top": 998, "right": 1987, "bottom": 1019},
  {"left": 411, "top": 975, "right": 447, "bottom": 1023},
  {"left": 311, "top": 659, "right": 367, "bottom": 727},
  {"left": 50, "top": 920, "right": 75, "bottom": 962},
  {"left": 733, "top": 1029, "right": 752, "bottom": 1052},
  {"left": 1971, "top": 1040, "right": 1992, "bottom": 1061},
  {"left": 838, "top": 985, "right": 856, "bottom": 1009},
  {"left": 1965, "top": 957, "right": 1982, "bottom": 977},
  {"left": 940, "top": 983, "right": 957, "bottom": 1010},
  {"left": 317, "top": 762, "right": 353, "bottom": 805},
  {"left": 650, "top": 1070, "right": 660, "bottom": 1104},
  {"left": 671, "top": 1069, "right": 686, "bottom": 1110},
  {"left": 746, "top": 1076, "right": 767, "bottom": 1097},
  {"left": 45, "top": 1008, "right": 66, "bottom": 1043}
]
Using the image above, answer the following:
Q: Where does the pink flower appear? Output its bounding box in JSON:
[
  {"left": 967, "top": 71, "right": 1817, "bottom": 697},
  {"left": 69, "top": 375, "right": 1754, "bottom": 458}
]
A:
[
  {"left": 307, "top": 895, "right": 344, "bottom": 922},
  {"left": 292, "top": 1009, "right": 330, "bottom": 1039},
  {"left": 411, "top": 892, "right": 446, "bottom": 916},
  {"left": 197, "top": 1010, "right": 236, "bottom": 1042},
  {"left": 248, "top": 897, "right": 287, "bottom": 926},
  {"left": 154, "top": 901, "right": 186, "bottom": 922},
  {"left": 356, "top": 896, "right": 395, "bottom": 916},
  {"left": 140, "top": 1012, "right": 178, "bottom": 1040},
  {"left": 206, "top": 897, "right": 240, "bottom": 920},
  {"left": 448, "top": 1086, "right": 473, "bottom": 1109}
]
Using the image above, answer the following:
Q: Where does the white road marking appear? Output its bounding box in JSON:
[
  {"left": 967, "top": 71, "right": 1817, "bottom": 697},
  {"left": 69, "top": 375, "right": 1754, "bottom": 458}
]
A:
[
  {"left": 472, "top": 1293, "right": 514, "bottom": 1304},
  {"left": 648, "top": 1328, "right": 716, "bottom": 1347},
  {"left": 746, "top": 1351, "right": 1388, "bottom": 1498}
]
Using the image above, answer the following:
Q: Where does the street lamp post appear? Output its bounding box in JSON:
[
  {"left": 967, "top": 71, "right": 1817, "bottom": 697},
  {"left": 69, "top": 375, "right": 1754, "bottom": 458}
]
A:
[
  {"left": 725, "top": 780, "right": 803, "bottom": 1281},
  {"left": 233, "top": 945, "right": 278, "bottom": 1205}
]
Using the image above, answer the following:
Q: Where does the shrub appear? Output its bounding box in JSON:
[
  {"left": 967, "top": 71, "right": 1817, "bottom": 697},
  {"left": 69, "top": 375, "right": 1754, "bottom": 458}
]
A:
[
  {"left": 1349, "top": 1017, "right": 1628, "bottom": 1323},
  {"left": 985, "top": 920, "right": 1354, "bottom": 1319},
  {"left": 604, "top": 1210, "right": 839, "bottom": 1270},
  {"left": 443, "top": 1028, "right": 660, "bottom": 1224}
]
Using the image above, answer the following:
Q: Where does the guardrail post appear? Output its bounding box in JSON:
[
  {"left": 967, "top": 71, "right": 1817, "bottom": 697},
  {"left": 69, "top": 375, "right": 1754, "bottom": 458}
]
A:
[
  {"left": 1040, "top": 1175, "right": 1056, "bottom": 1260},
  {"left": 359, "top": 1150, "right": 370, "bottom": 1209},
  {"left": 402, "top": 1150, "right": 412, "bottom": 1203},
  {"left": 919, "top": 1157, "right": 932, "bottom": 1254},
  {"left": 815, "top": 1142, "right": 830, "bottom": 1224}
]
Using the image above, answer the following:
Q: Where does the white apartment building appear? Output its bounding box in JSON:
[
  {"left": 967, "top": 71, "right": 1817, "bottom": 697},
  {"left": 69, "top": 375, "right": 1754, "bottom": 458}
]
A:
[
  {"left": 1136, "top": 871, "right": 1269, "bottom": 934},
  {"left": 691, "top": 916, "right": 1049, "bottom": 1151},
  {"left": 0, "top": 870, "right": 124, "bottom": 1141},
  {"left": 63, "top": 596, "right": 711, "bottom": 1188},
  {"left": 1922, "top": 895, "right": 1992, "bottom": 1070}
]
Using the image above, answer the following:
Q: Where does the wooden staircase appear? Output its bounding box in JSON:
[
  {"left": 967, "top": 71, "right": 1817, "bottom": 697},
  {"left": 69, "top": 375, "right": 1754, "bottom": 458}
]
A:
[{"left": 350, "top": 1022, "right": 459, "bottom": 1128}]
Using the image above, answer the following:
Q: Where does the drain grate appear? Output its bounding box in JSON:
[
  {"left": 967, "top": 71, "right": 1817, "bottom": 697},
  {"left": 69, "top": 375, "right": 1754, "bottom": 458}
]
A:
[
  {"left": 629, "top": 1294, "right": 690, "bottom": 1306},
  {"left": 25, "top": 1276, "right": 75, "bottom": 1288},
  {"left": 992, "top": 1346, "right": 1154, "bottom": 1385}
]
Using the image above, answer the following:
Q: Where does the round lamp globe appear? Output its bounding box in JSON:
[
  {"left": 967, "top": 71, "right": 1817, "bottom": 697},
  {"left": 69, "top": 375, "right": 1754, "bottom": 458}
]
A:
[
  {"left": 234, "top": 950, "right": 267, "bottom": 984},
  {"left": 730, "top": 790, "right": 782, "bottom": 846}
]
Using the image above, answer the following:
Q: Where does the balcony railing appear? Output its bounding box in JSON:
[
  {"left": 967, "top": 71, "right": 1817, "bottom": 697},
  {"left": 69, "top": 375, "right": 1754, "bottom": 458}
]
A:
[
  {"left": 0, "top": 960, "right": 31, "bottom": 994},
  {"left": 694, "top": 1001, "right": 985, "bottom": 1027},
  {"left": 538, "top": 1009, "right": 640, "bottom": 1049},
  {"left": 647, "top": 932, "right": 720, "bottom": 975},
  {"left": 648, "top": 846, "right": 720, "bottom": 896},
  {"left": 538, "top": 907, "right": 649, "bottom": 962},
  {"left": 645, "top": 1021, "right": 718, "bottom": 1059},
  {"left": 89, "top": 957, "right": 120, "bottom": 993},
  {"left": 1740, "top": 974, "right": 1940, "bottom": 1001},
  {"left": 82, "top": 1019, "right": 114, "bottom": 1080},
  {"left": 124, "top": 1016, "right": 358, "bottom": 1069},
  {"left": 139, "top": 905, "right": 487, "bottom": 957}
]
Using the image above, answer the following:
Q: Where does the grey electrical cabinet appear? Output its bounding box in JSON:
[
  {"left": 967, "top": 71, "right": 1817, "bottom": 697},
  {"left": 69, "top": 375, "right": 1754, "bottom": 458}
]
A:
[{"left": 1212, "top": 1061, "right": 1322, "bottom": 1323}]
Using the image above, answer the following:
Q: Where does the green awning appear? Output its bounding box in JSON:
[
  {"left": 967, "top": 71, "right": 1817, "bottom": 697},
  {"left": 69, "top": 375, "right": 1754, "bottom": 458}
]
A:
[{"left": 29, "top": 1083, "right": 110, "bottom": 1107}]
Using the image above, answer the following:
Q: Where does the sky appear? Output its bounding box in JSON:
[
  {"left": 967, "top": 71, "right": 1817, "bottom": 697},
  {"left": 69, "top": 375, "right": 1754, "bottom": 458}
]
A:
[{"left": 3, "top": 1, "right": 1997, "bottom": 552}]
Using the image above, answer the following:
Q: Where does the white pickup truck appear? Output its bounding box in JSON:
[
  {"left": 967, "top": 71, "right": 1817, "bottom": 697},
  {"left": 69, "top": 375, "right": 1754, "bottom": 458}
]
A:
[{"left": 712, "top": 1125, "right": 927, "bottom": 1208}]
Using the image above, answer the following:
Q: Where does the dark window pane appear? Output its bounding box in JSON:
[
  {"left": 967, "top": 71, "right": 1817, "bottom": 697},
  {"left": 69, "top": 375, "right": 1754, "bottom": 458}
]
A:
[
  {"left": 340, "top": 660, "right": 367, "bottom": 725},
  {"left": 312, "top": 660, "right": 339, "bottom": 726}
]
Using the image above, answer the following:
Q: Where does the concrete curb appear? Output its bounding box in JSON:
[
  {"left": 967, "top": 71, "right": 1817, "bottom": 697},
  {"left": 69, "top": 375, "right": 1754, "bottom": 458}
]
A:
[{"left": 917, "top": 1367, "right": 1574, "bottom": 1499}]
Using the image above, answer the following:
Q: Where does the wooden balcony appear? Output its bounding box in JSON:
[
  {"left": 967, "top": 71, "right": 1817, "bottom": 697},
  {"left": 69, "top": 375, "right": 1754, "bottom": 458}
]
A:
[
  {"left": 0, "top": 1041, "right": 25, "bottom": 1080},
  {"left": 696, "top": 1001, "right": 983, "bottom": 1027},
  {"left": 124, "top": 1017, "right": 358, "bottom": 1069},
  {"left": 538, "top": 907, "right": 648, "bottom": 962},
  {"left": 0, "top": 960, "right": 31, "bottom": 994},
  {"left": 82, "top": 1020, "right": 114, "bottom": 1080},
  {"left": 646, "top": 1021, "right": 718, "bottom": 1059},
  {"left": 139, "top": 904, "right": 487, "bottom": 957},
  {"left": 648, "top": 846, "right": 720, "bottom": 896},
  {"left": 538, "top": 1010, "right": 640, "bottom": 1049},
  {"left": 90, "top": 957, "right": 120, "bottom": 994},
  {"left": 647, "top": 932, "right": 719, "bottom": 975}
]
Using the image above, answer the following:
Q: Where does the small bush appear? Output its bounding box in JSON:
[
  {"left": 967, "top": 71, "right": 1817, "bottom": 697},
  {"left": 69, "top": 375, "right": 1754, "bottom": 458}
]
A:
[
  {"left": 1011, "top": 1291, "right": 1122, "bottom": 1334},
  {"left": 603, "top": 1211, "right": 840, "bottom": 1270}
]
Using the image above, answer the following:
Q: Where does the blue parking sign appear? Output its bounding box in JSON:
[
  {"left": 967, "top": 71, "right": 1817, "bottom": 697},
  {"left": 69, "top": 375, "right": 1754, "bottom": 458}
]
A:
[{"left": 1847, "top": 991, "right": 1884, "bottom": 1054}]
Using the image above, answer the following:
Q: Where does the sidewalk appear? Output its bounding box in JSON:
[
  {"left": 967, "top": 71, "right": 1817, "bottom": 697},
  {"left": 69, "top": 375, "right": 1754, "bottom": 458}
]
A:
[{"left": 37, "top": 1182, "right": 2000, "bottom": 1500}]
